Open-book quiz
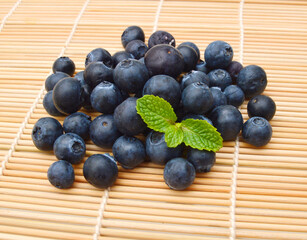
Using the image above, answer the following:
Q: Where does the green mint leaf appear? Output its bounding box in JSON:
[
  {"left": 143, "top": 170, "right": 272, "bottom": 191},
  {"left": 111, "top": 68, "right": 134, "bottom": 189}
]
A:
[
  {"left": 181, "top": 119, "right": 223, "bottom": 152},
  {"left": 164, "top": 123, "right": 184, "bottom": 148},
  {"left": 136, "top": 95, "right": 177, "bottom": 132}
]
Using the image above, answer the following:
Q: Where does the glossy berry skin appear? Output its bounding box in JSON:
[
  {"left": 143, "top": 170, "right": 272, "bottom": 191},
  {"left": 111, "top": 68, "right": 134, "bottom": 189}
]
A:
[
  {"left": 146, "top": 131, "right": 183, "bottom": 165},
  {"left": 85, "top": 48, "right": 113, "bottom": 68},
  {"left": 205, "top": 40, "right": 233, "bottom": 69},
  {"left": 52, "top": 56, "right": 75, "bottom": 76},
  {"left": 181, "top": 71, "right": 209, "bottom": 90},
  {"left": 53, "top": 133, "right": 86, "bottom": 165},
  {"left": 195, "top": 60, "right": 210, "bottom": 74},
  {"left": 144, "top": 44, "right": 184, "bottom": 78},
  {"left": 182, "top": 82, "right": 213, "bottom": 114},
  {"left": 114, "top": 97, "right": 147, "bottom": 136},
  {"left": 113, "top": 59, "right": 149, "bottom": 94},
  {"left": 177, "top": 45, "right": 198, "bottom": 72},
  {"left": 32, "top": 117, "right": 63, "bottom": 151},
  {"left": 187, "top": 148, "right": 216, "bottom": 173},
  {"left": 125, "top": 40, "right": 148, "bottom": 60},
  {"left": 43, "top": 91, "right": 65, "bottom": 116},
  {"left": 90, "top": 114, "right": 122, "bottom": 148},
  {"left": 90, "top": 81, "right": 123, "bottom": 114},
  {"left": 112, "top": 51, "right": 134, "bottom": 68},
  {"left": 143, "top": 75, "right": 181, "bottom": 109},
  {"left": 81, "top": 84, "right": 93, "bottom": 110},
  {"left": 63, "top": 112, "right": 91, "bottom": 141},
  {"left": 112, "top": 136, "right": 145, "bottom": 169},
  {"left": 121, "top": 26, "right": 145, "bottom": 48},
  {"left": 83, "top": 154, "right": 118, "bottom": 189},
  {"left": 242, "top": 117, "right": 272, "bottom": 147},
  {"left": 237, "top": 65, "right": 267, "bottom": 99},
  {"left": 209, "top": 105, "right": 243, "bottom": 141},
  {"left": 226, "top": 61, "right": 243, "bottom": 82},
  {"left": 52, "top": 77, "right": 83, "bottom": 115},
  {"left": 208, "top": 69, "right": 232, "bottom": 91},
  {"left": 48, "top": 160, "right": 74, "bottom": 189},
  {"left": 164, "top": 158, "right": 195, "bottom": 190},
  {"left": 210, "top": 87, "right": 227, "bottom": 111},
  {"left": 148, "top": 30, "right": 176, "bottom": 48},
  {"left": 84, "top": 62, "right": 113, "bottom": 89},
  {"left": 247, "top": 95, "right": 276, "bottom": 121},
  {"left": 178, "top": 41, "right": 200, "bottom": 61},
  {"left": 45, "top": 72, "right": 70, "bottom": 91},
  {"left": 182, "top": 114, "right": 213, "bottom": 125},
  {"left": 224, "top": 85, "right": 245, "bottom": 108},
  {"left": 74, "top": 71, "right": 86, "bottom": 86}
]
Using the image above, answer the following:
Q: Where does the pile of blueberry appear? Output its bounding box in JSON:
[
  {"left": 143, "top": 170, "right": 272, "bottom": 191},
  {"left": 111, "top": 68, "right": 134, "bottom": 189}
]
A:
[{"left": 32, "top": 26, "right": 276, "bottom": 191}]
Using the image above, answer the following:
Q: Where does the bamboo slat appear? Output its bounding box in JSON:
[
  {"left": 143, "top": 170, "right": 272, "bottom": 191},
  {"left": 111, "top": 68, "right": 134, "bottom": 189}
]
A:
[{"left": 0, "top": 0, "right": 307, "bottom": 239}]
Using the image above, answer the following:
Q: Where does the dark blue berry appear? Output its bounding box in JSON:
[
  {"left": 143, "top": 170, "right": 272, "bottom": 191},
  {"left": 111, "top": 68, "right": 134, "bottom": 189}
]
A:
[
  {"left": 43, "top": 91, "right": 65, "bottom": 116},
  {"left": 84, "top": 62, "right": 113, "bottom": 89},
  {"left": 125, "top": 40, "right": 148, "bottom": 60},
  {"left": 112, "top": 51, "right": 134, "bottom": 68},
  {"left": 112, "top": 136, "right": 145, "bottom": 169},
  {"left": 121, "top": 26, "right": 145, "bottom": 48},
  {"left": 45, "top": 72, "right": 70, "bottom": 91},
  {"left": 53, "top": 133, "right": 86, "bottom": 165},
  {"left": 247, "top": 95, "right": 276, "bottom": 121},
  {"left": 164, "top": 158, "right": 195, "bottom": 190},
  {"left": 181, "top": 70, "right": 209, "bottom": 91},
  {"left": 81, "top": 83, "right": 93, "bottom": 110},
  {"left": 187, "top": 148, "right": 216, "bottom": 173},
  {"left": 242, "top": 117, "right": 272, "bottom": 147},
  {"left": 32, "top": 117, "right": 63, "bottom": 151},
  {"left": 237, "top": 65, "right": 267, "bottom": 99},
  {"left": 226, "top": 61, "right": 243, "bottom": 83},
  {"left": 146, "top": 131, "right": 183, "bottom": 165},
  {"left": 148, "top": 30, "right": 176, "bottom": 48},
  {"left": 223, "top": 85, "right": 245, "bottom": 108},
  {"left": 90, "top": 114, "right": 122, "bottom": 148},
  {"left": 52, "top": 56, "right": 75, "bottom": 76},
  {"left": 83, "top": 154, "right": 118, "bottom": 189},
  {"left": 177, "top": 45, "right": 198, "bottom": 72},
  {"left": 85, "top": 48, "right": 113, "bottom": 68},
  {"left": 205, "top": 40, "right": 233, "bottom": 69},
  {"left": 208, "top": 69, "right": 232, "bottom": 91},
  {"left": 63, "top": 112, "right": 91, "bottom": 141},
  {"left": 178, "top": 41, "right": 200, "bottom": 61},
  {"left": 48, "top": 160, "right": 74, "bottom": 189},
  {"left": 74, "top": 71, "right": 86, "bottom": 86},
  {"left": 209, "top": 87, "right": 227, "bottom": 111},
  {"left": 195, "top": 60, "right": 210, "bottom": 74}
]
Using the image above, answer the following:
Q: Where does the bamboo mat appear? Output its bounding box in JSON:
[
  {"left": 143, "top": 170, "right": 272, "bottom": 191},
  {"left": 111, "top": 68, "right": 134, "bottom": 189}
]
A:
[{"left": 0, "top": 0, "right": 306, "bottom": 239}]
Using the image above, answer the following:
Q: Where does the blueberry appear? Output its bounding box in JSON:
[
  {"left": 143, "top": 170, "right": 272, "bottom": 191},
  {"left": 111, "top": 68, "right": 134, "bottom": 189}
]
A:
[
  {"left": 53, "top": 133, "right": 86, "bottom": 165},
  {"left": 63, "top": 112, "right": 91, "bottom": 141},
  {"left": 52, "top": 56, "right": 75, "bottom": 76},
  {"left": 81, "top": 83, "right": 93, "bottom": 110},
  {"left": 74, "top": 71, "right": 86, "bottom": 86},
  {"left": 247, "top": 95, "right": 276, "bottom": 121},
  {"left": 83, "top": 154, "right": 118, "bottom": 189},
  {"left": 205, "top": 40, "right": 233, "bottom": 69},
  {"left": 32, "top": 117, "right": 63, "bottom": 151},
  {"left": 52, "top": 77, "right": 83, "bottom": 115},
  {"left": 210, "top": 87, "right": 227, "bottom": 111},
  {"left": 223, "top": 85, "right": 245, "bottom": 108},
  {"left": 177, "top": 45, "right": 198, "bottom": 72},
  {"left": 43, "top": 91, "right": 65, "bottom": 116},
  {"left": 45, "top": 72, "right": 70, "bottom": 91},
  {"left": 113, "top": 59, "right": 149, "bottom": 94},
  {"left": 142, "top": 75, "right": 181, "bottom": 109},
  {"left": 85, "top": 48, "right": 113, "bottom": 68},
  {"left": 182, "top": 82, "right": 213, "bottom": 114},
  {"left": 236, "top": 65, "right": 267, "bottom": 99},
  {"left": 84, "top": 62, "right": 113, "bottom": 89},
  {"left": 90, "top": 81, "right": 123, "bottom": 114},
  {"left": 182, "top": 114, "right": 213, "bottom": 125},
  {"left": 242, "top": 117, "right": 272, "bottom": 147},
  {"left": 207, "top": 69, "right": 232, "bottom": 91},
  {"left": 121, "top": 26, "right": 145, "bottom": 48},
  {"left": 209, "top": 105, "right": 243, "bottom": 141},
  {"left": 187, "top": 148, "right": 216, "bottom": 173},
  {"left": 125, "top": 40, "right": 148, "bottom": 60},
  {"left": 112, "top": 136, "right": 145, "bottom": 169},
  {"left": 146, "top": 131, "right": 183, "bottom": 165},
  {"left": 90, "top": 114, "right": 122, "bottom": 148},
  {"left": 195, "top": 60, "right": 210, "bottom": 74},
  {"left": 164, "top": 158, "right": 195, "bottom": 190},
  {"left": 148, "top": 30, "right": 176, "bottom": 48},
  {"left": 180, "top": 70, "right": 209, "bottom": 90},
  {"left": 114, "top": 97, "right": 147, "bottom": 136},
  {"left": 144, "top": 44, "right": 184, "bottom": 79},
  {"left": 178, "top": 41, "right": 200, "bottom": 61},
  {"left": 112, "top": 51, "right": 134, "bottom": 68},
  {"left": 47, "top": 160, "right": 74, "bottom": 189},
  {"left": 226, "top": 61, "right": 243, "bottom": 83}
]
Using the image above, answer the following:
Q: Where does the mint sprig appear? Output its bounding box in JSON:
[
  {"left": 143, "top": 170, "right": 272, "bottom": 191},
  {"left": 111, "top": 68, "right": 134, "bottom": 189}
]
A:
[{"left": 136, "top": 95, "right": 223, "bottom": 152}]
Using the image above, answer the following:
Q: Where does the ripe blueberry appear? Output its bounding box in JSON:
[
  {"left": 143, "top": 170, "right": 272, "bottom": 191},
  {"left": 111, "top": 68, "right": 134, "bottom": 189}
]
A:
[
  {"left": 177, "top": 45, "right": 198, "bottom": 72},
  {"left": 121, "top": 26, "right": 145, "bottom": 48},
  {"left": 187, "top": 148, "right": 216, "bottom": 173},
  {"left": 112, "top": 51, "right": 134, "bottom": 68},
  {"left": 223, "top": 85, "right": 245, "bottom": 108},
  {"left": 181, "top": 70, "right": 209, "bottom": 91},
  {"left": 208, "top": 69, "right": 232, "bottom": 91},
  {"left": 178, "top": 41, "right": 200, "bottom": 61},
  {"left": 63, "top": 112, "right": 91, "bottom": 141},
  {"left": 205, "top": 40, "right": 233, "bottom": 69},
  {"left": 209, "top": 87, "right": 227, "bottom": 111},
  {"left": 84, "top": 62, "right": 113, "bottom": 89},
  {"left": 43, "top": 91, "right": 65, "bottom": 116},
  {"left": 45, "top": 72, "right": 70, "bottom": 91},
  {"left": 148, "top": 30, "right": 176, "bottom": 48},
  {"left": 85, "top": 48, "right": 113, "bottom": 68},
  {"left": 48, "top": 160, "right": 74, "bottom": 189},
  {"left": 247, "top": 95, "right": 276, "bottom": 121},
  {"left": 52, "top": 56, "right": 75, "bottom": 76},
  {"left": 226, "top": 61, "right": 243, "bottom": 83},
  {"left": 125, "top": 40, "right": 148, "bottom": 60}
]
